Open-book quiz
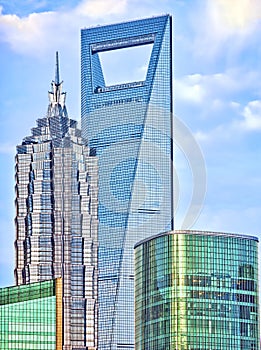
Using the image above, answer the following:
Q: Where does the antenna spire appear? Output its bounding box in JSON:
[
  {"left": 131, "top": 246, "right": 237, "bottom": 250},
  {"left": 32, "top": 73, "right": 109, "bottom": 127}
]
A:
[
  {"left": 55, "top": 51, "right": 60, "bottom": 84},
  {"left": 47, "top": 51, "right": 68, "bottom": 118}
]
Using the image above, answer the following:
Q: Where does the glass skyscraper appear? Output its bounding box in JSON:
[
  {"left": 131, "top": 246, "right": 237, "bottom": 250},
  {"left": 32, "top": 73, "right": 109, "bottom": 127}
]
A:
[
  {"left": 14, "top": 53, "right": 99, "bottom": 350},
  {"left": 135, "top": 230, "right": 260, "bottom": 350},
  {"left": 81, "top": 15, "right": 173, "bottom": 349},
  {"left": 0, "top": 278, "right": 62, "bottom": 350}
]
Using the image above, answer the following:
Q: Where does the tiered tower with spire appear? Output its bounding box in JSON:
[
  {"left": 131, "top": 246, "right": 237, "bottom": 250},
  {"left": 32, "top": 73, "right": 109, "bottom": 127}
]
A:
[{"left": 14, "top": 52, "right": 98, "bottom": 349}]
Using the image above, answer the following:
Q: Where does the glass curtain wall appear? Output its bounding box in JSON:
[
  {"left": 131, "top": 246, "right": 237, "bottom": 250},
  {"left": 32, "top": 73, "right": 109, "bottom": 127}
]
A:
[
  {"left": 81, "top": 15, "right": 173, "bottom": 349},
  {"left": 14, "top": 53, "right": 98, "bottom": 350},
  {"left": 135, "top": 230, "right": 260, "bottom": 350},
  {"left": 0, "top": 279, "right": 62, "bottom": 350}
]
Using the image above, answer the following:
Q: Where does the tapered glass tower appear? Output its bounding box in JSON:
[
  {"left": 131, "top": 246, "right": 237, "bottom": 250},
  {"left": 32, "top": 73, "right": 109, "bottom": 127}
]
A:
[
  {"left": 81, "top": 15, "right": 173, "bottom": 349},
  {"left": 14, "top": 53, "right": 99, "bottom": 350}
]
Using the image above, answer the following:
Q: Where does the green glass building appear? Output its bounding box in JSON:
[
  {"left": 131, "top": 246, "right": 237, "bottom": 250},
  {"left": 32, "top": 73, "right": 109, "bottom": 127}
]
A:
[
  {"left": 0, "top": 278, "right": 62, "bottom": 350},
  {"left": 134, "top": 230, "right": 260, "bottom": 350}
]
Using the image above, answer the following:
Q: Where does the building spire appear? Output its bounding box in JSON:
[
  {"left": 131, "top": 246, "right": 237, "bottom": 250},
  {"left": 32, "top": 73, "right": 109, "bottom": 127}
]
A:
[
  {"left": 55, "top": 51, "right": 60, "bottom": 85},
  {"left": 47, "top": 51, "right": 68, "bottom": 118}
]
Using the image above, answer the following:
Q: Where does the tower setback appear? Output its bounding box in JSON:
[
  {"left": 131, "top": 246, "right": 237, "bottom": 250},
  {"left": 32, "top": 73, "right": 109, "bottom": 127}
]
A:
[{"left": 14, "top": 52, "right": 99, "bottom": 350}]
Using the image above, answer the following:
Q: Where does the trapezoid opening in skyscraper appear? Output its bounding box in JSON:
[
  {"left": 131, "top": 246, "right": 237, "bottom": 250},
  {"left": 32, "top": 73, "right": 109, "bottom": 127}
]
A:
[{"left": 81, "top": 14, "right": 173, "bottom": 349}]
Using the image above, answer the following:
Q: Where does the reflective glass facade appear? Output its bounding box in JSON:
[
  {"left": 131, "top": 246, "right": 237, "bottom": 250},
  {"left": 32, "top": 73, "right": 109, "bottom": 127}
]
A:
[
  {"left": 0, "top": 279, "right": 62, "bottom": 350},
  {"left": 135, "top": 230, "right": 260, "bottom": 350},
  {"left": 81, "top": 15, "right": 173, "bottom": 349},
  {"left": 14, "top": 53, "right": 98, "bottom": 349}
]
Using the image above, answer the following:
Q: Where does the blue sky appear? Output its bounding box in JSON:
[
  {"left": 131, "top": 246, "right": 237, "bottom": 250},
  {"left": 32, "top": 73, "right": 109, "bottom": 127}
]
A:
[{"left": 1, "top": 0, "right": 261, "bottom": 287}]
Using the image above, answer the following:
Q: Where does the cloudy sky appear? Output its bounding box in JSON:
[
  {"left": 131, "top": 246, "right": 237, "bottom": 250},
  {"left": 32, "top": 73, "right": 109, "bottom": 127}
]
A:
[{"left": 1, "top": 0, "right": 261, "bottom": 287}]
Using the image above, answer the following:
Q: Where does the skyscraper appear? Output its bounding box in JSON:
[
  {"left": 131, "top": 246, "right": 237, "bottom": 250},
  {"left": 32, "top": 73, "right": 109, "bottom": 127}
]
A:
[
  {"left": 14, "top": 53, "right": 99, "bottom": 350},
  {"left": 81, "top": 15, "right": 173, "bottom": 349},
  {"left": 135, "top": 230, "right": 260, "bottom": 350}
]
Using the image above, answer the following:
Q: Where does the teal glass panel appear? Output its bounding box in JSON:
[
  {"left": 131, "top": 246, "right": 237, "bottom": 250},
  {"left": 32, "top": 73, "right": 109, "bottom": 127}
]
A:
[
  {"left": 135, "top": 231, "right": 260, "bottom": 350},
  {"left": 0, "top": 280, "right": 56, "bottom": 350}
]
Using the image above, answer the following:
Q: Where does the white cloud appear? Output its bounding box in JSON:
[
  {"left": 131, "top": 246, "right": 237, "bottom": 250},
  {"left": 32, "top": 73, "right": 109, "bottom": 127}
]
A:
[
  {"left": 75, "top": 0, "right": 127, "bottom": 18},
  {"left": 175, "top": 70, "right": 244, "bottom": 106},
  {"left": 175, "top": 74, "right": 206, "bottom": 104},
  {"left": 191, "top": 0, "right": 261, "bottom": 58},
  {"left": 230, "top": 101, "right": 241, "bottom": 110},
  {"left": 0, "top": 0, "right": 128, "bottom": 56},
  {"left": 240, "top": 100, "right": 261, "bottom": 130},
  {"left": 192, "top": 98, "right": 261, "bottom": 146},
  {"left": 213, "top": 0, "right": 261, "bottom": 30},
  {"left": 176, "top": 68, "right": 261, "bottom": 125},
  {"left": 0, "top": 7, "right": 58, "bottom": 55},
  {"left": 193, "top": 124, "right": 233, "bottom": 144}
]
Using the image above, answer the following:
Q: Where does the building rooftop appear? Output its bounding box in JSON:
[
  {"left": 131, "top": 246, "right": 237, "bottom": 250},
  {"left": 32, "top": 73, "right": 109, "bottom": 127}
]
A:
[{"left": 134, "top": 229, "right": 259, "bottom": 248}]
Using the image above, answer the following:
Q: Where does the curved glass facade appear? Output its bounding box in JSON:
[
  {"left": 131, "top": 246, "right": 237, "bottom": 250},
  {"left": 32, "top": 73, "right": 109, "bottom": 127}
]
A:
[
  {"left": 81, "top": 15, "right": 173, "bottom": 349},
  {"left": 135, "top": 230, "right": 260, "bottom": 350}
]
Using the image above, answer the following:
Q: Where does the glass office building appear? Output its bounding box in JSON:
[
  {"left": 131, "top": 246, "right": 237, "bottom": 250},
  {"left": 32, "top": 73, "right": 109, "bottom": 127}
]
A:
[
  {"left": 0, "top": 279, "right": 62, "bottom": 350},
  {"left": 14, "top": 53, "right": 98, "bottom": 350},
  {"left": 135, "top": 230, "right": 260, "bottom": 350},
  {"left": 81, "top": 15, "right": 173, "bottom": 349}
]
